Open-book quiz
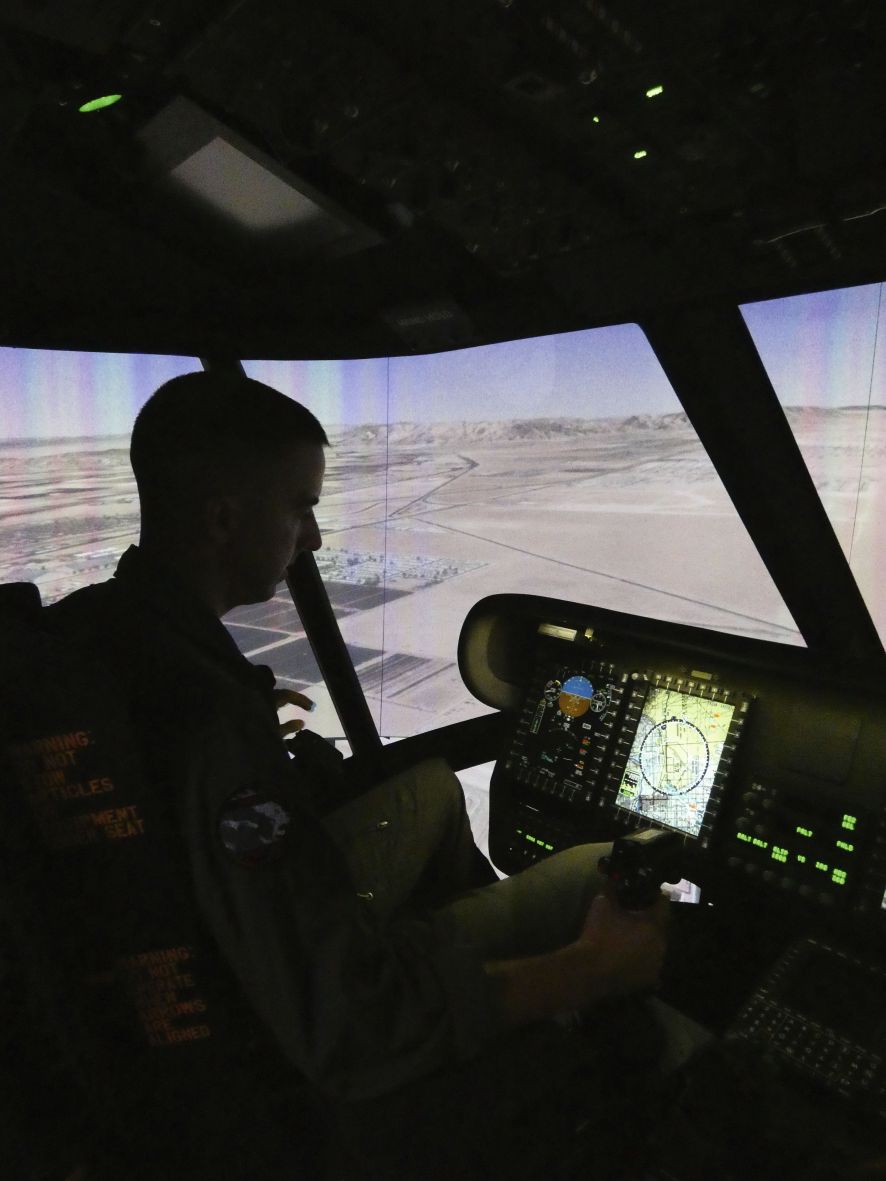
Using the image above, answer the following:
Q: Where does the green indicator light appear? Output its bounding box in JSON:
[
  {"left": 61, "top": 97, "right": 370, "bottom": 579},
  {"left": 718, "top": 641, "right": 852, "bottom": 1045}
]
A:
[
  {"left": 842, "top": 814, "right": 857, "bottom": 830},
  {"left": 526, "top": 835, "right": 536, "bottom": 844},
  {"left": 544, "top": 843, "right": 554, "bottom": 851},
  {"left": 832, "top": 869, "right": 847, "bottom": 884},
  {"left": 752, "top": 838, "right": 768, "bottom": 849},
  {"left": 835, "top": 840, "right": 855, "bottom": 852},
  {"left": 78, "top": 94, "right": 123, "bottom": 113},
  {"left": 771, "top": 847, "right": 788, "bottom": 863},
  {"left": 592, "top": 115, "right": 601, "bottom": 124},
  {"left": 796, "top": 826, "right": 813, "bottom": 838},
  {"left": 737, "top": 832, "right": 752, "bottom": 843},
  {"left": 633, "top": 149, "right": 648, "bottom": 160},
  {"left": 797, "top": 855, "right": 807, "bottom": 864},
  {"left": 815, "top": 861, "right": 829, "bottom": 872},
  {"left": 646, "top": 85, "right": 664, "bottom": 98}
]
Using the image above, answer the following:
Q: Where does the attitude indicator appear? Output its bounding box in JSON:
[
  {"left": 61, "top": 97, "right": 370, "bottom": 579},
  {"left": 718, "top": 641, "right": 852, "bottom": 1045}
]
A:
[{"left": 559, "top": 675, "right": 595, "bottom": 718}]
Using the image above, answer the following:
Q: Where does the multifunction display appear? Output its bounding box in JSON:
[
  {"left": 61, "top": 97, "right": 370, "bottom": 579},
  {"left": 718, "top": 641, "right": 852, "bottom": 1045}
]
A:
[
  {"left": 504, "top": 657, "right": 625, "bottom": 809},
  {"left": 614, "top": 684, "right": 737, "bottom": 839},
  {"left": 504, "top": 652, "right": 747, "bottom": 843}
]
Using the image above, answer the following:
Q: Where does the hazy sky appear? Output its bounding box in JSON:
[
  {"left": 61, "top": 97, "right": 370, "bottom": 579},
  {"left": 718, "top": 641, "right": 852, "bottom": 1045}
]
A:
[
  {"left": 0, "top": 351, "right": 199, "bottom": 441},
  {"left": 742, "top": 282, "right": 885, "bottom": 409},
  {"left": 1, "top": 283, "right": 883, "bottom": 439}
]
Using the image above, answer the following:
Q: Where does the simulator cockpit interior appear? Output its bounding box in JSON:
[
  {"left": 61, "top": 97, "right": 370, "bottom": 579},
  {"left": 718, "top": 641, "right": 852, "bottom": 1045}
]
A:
[{"left": 1, "top": 3, "right": 885, "bottom": 1179}]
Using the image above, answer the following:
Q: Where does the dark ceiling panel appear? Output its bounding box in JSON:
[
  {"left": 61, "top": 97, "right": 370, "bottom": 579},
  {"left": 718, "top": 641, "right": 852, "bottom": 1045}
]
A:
[{"left": 0, "top": 0, "right": 884, "bottom": 355}]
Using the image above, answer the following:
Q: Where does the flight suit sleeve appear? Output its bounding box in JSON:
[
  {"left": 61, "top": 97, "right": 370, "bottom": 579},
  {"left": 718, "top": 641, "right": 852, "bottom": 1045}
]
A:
[{"left": 178, "top": 714, "right": 505, "bottom": 1101}]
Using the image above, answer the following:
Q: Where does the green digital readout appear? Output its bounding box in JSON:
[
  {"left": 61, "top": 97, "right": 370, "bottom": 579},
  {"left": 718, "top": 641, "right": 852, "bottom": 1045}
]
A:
[
  {"left": 524, "top": 833, "right": 554, "bottom": 851},
  {"left": 733, "top": 801, "right": 863, "bottom": 898}
]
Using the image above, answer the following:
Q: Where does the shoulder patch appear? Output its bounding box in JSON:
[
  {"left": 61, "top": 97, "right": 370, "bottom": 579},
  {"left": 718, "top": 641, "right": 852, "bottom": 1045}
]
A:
[{"left": 218, "top": 786, "right": 292, "bottom": 866}]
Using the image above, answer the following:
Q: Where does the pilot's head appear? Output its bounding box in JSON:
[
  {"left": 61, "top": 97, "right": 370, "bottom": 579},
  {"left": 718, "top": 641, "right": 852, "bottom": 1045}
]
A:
[{"left": 131, "top": 371, "right": 327, "bottom": 613}]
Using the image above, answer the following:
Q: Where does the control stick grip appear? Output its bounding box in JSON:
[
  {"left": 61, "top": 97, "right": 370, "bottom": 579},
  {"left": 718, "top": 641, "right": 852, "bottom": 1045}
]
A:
[{"left": 598, "top": 828, "right": 686, "bottom": 910}]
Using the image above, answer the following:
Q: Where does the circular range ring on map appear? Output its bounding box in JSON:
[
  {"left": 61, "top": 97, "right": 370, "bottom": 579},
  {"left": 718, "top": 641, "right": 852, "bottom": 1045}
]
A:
[
  {"left": 639, "top": 716, "right": 710, "bottom": 795},
  {"left": 558, "top": 675, "right": 595, "bottom": 719}
]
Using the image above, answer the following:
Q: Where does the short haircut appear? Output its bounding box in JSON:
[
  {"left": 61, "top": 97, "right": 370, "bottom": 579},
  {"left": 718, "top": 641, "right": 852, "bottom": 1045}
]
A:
[{"left": 131, "top": 371, "right": 328, "bottom": 521}]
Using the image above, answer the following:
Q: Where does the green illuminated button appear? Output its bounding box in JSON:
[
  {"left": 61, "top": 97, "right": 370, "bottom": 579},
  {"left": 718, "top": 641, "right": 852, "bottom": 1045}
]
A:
[
  {"left": 835, "top": 840, "right": 854, "bottom": 853},
  {"left": 796, "top": 826, "right": 813, "bottom": 838},
  {"left": 645, "top": 85, "right": 664, "bottom": 98},
  {"left": 815, "top": 861, "right": 829, "bottom": 872},
  {"left": 78, "top": 94, "right": 123, "bottom": 113},
  {"left": 841, "top": 814, "right": 857, "bottom": 831}
]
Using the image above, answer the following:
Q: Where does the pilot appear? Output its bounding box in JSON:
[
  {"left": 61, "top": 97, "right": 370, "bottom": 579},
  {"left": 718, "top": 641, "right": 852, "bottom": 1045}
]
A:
[{"left": 47, "top": 371, "right": 669, "bottom": 1174}]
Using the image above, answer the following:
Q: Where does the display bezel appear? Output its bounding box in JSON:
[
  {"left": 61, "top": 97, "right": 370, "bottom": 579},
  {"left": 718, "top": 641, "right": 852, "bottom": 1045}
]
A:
[{"left": 604, "top": 676, "right": 748, "bottom": 843}]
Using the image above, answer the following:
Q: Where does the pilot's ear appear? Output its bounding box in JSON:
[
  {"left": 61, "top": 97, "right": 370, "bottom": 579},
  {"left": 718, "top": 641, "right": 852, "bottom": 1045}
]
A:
[{"left": 204, "top": 493, "right": 244, "bottom": 544}]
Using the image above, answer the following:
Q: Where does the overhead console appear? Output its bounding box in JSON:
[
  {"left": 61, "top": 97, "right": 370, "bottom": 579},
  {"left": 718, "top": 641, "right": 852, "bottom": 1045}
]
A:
[{"left": 458, "top": 594, "right": 886, "bottom": 930}]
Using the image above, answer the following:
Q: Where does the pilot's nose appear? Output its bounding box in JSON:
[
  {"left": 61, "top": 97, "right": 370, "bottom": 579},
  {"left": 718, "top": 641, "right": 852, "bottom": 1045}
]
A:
[{"left": 302, "top": 512, "right": 322, "bottom": 553}]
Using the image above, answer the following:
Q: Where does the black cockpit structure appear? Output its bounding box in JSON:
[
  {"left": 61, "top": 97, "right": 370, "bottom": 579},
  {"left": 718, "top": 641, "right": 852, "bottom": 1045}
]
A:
[{"left": 2, "top": 3, "right": 886, "bottom": 1178}]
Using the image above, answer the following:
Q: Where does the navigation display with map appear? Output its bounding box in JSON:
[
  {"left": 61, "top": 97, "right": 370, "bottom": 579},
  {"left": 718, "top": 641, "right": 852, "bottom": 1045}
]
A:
[{"left": 615, "top": 686, "right": 736, "bottom": 838}]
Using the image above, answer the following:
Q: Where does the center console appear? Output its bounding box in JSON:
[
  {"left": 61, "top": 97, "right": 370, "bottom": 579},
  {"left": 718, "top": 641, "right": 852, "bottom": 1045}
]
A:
[{"left": 458, "top": 593, "right": 886, "bottom": 1127}]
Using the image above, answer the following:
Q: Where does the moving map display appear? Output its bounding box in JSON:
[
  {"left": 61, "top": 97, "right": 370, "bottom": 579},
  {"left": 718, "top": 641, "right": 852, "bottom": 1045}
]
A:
[{"left": 615, "top": 685, "right": 736, "bottom": 838}]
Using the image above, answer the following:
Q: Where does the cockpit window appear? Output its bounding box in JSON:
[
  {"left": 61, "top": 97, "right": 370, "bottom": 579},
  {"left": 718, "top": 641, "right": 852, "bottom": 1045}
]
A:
[
  {"left": 0, "top": 347, "right": 199, "bottom": 604},
  {"left": 245, "top": 324, "right": 802, "bottom": 745},
  {"left": 741, "top": 283, "right": 886, "bottom": 646}
]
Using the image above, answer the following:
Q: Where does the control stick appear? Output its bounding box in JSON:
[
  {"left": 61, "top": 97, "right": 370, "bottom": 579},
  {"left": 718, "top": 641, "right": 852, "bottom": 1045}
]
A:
[{"left": 598, "top": 828, "right": 686, "bottom": 909}]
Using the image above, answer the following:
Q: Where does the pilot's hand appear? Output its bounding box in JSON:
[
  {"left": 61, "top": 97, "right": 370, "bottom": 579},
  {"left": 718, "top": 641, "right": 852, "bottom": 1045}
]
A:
[
  {"left": 577, "top": 888, "right": 669, "bottom": 997},
  {"left": 273, "top": 688, "right": 315, "bottom": 744}
]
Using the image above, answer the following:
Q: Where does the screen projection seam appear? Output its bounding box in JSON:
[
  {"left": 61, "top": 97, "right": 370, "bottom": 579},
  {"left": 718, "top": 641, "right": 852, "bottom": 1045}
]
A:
[
  {"left": 848, "top": 281, "right": 883, "bottom": 568},
  {"left": 380, "top": 356, "right": 391, "bottom": 734}
]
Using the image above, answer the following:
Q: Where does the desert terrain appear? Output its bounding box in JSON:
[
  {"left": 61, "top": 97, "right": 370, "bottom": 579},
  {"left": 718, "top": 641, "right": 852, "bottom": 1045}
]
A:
[{"left": 3, "top": 408, "right": 883, "bottom": 857}]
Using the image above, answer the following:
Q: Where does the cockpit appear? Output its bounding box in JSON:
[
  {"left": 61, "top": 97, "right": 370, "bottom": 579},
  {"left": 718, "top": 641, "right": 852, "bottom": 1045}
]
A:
[{"left": 2, "top": 3, "right": 886, "bottom": 1178}]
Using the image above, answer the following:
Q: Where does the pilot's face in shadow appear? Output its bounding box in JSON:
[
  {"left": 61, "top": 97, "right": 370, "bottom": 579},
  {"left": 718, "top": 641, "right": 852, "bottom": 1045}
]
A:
[{"left": 221, "top": 440, "right": 325, "bottom": 609}]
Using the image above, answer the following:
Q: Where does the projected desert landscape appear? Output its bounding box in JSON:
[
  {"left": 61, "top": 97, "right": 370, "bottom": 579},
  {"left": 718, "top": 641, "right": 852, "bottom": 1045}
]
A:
[{"left": 3, "top": 408, "right": 883, "bottom": 856}]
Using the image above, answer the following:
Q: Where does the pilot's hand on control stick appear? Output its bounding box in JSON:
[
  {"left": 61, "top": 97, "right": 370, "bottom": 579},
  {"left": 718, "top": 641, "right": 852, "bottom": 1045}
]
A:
[{"left": 577, "top": 887, "right": 669, "bottom": 997}]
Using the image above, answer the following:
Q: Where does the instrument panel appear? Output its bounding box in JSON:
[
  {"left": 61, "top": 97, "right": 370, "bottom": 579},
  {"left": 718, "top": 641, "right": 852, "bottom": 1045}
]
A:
[
  {"left": 459, "top": 593, "right": 886, "bottom": 1136},
  {"left": 458, "top": 596, "right": 886, "bottom": 925},
  {"left": 505, "top": 658, "right": 748, "bottom": 845}
]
